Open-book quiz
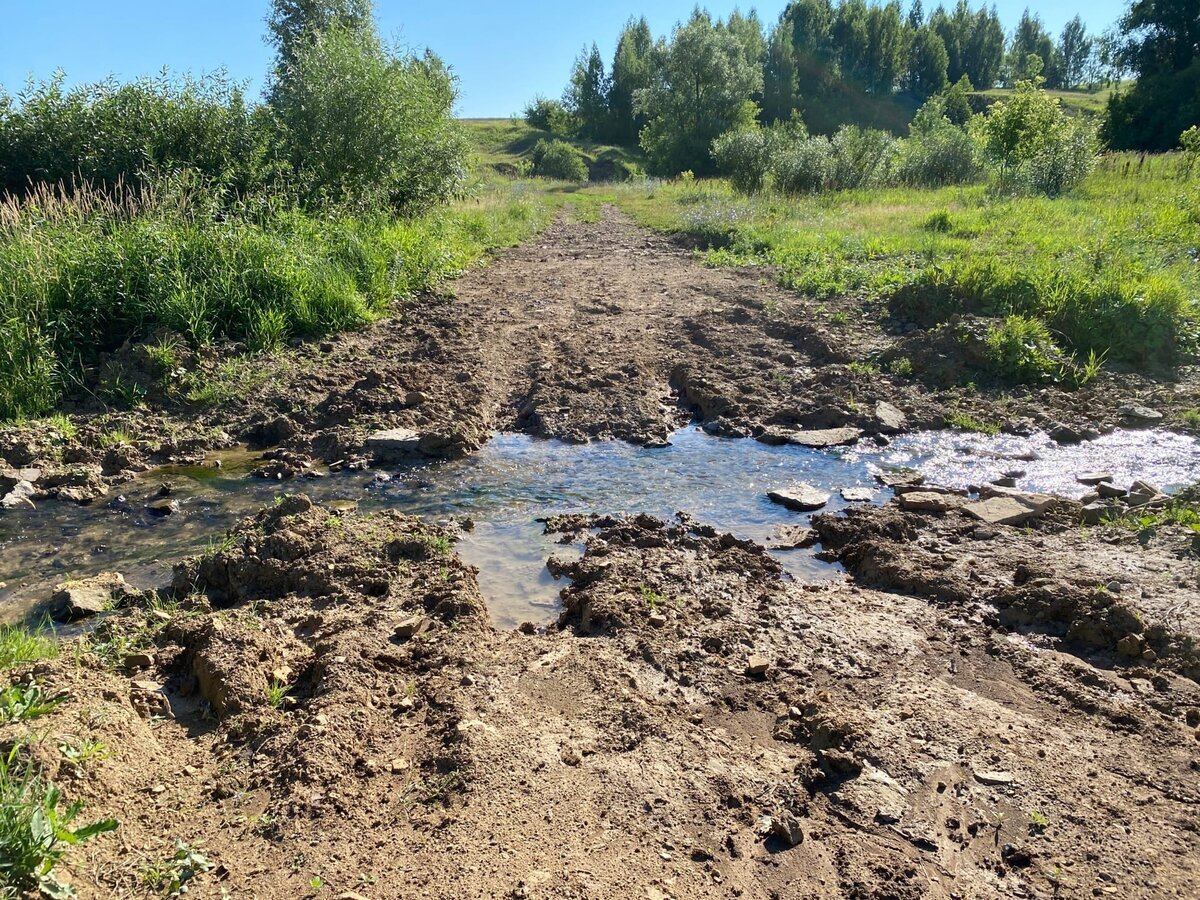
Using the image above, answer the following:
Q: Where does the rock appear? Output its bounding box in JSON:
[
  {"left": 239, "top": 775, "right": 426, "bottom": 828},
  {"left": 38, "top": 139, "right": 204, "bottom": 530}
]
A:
[
  {"left": 1080, "top": 502, "right": 1116, "bottom": 525},
  {"left": 897, "top": 491, "right": 963, "bottom": 513},
  {"left": 962, "top": 491, "right": 1055, "bottom": 526},
  {"left": 144, "top": 498, "right": 179, "bottom": 517},
  {"left": 0, "top": 480, "right": 38, "bottom": 509},
  {"left": 769, "top": 813, "right": 804, "bottom": 847},
  {"left": 394, "top": 616, "right": 434, "bottom": 640},
  {"left": 560, "top": 745, "right": 582, "bottom": 766},
  {"left": 648, "top": 611, "right": 667, "bottom": 628},
  {"left": 786, "top": 427, "right": 862, "bottom": 448},
  {"left": 1077, "top": 472, "right": 1114, "bottom": 486},
  {"left": 124, "top": 652, "right": 155, "bottom": 669},
  {"left": 874, "top": 469, "right": 924, "bottom": 489},
  {"left": 745, "top": 654, "right": 770, "bottom": 677},
  {"left": 973, "top": 769, "right": 1015, "bottom": 786},
  {"left": 365, "top": 428, "right": 423, "bottom": 461},
  {"left": 872, "top": 401, "right": 906, "bottom": 434},
  {"left": 51, "top": 572, "right": 127, "bottom": 620},
  {"left": 840, "top": 487, "right": 874, "bottom": 502},
  {"left": 404, "top": 391, "right": 427, "bottom": 407},
  {"left": 1130, "top": 479, "right": 1162, "bottom": 496},
  {"left": 1096, "top": 482, "right": 1127, "bottom": 499},
  {"left": 1048, "top": 423, "right": 1083, "bottom": 444},
  {"left": 1120, "top": 404, "right": 1163, "bottom": 424},
  {"left": 767, "top": 525, "right": 817, "bottom": 550},
  {"left": 768, "top": 484, "right": 829, "bottom": 512},
  {"left": 991, "top": 476, "right": 1018, "bottom": 488},
  {"left": 1117, "top": 633, "right": 1143, "bottom": 659}
]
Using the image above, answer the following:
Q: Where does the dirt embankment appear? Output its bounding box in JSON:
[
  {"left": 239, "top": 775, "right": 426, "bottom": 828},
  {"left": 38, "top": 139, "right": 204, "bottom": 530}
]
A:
[
  {"left": 6, "top": 498, "right": 1199, "bottom": 898},
  {"left": 4, "top": 209, "right": 1199, "bottom": 506}
]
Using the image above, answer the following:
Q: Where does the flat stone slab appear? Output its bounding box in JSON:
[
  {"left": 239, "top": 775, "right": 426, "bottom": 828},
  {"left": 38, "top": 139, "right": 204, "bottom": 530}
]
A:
[
  {"left": 963, "top": 492, "right": 1055, "bottom": 526},
  {"left": 897, "top": 491, "right": 963, "bottom": 513},
  {"left": 1076, "top": 472, "right": 1114, "bottom": 486},
  {"left": 1119, "top": 404, "right": 1163, "bottom": 423},
  {"left": 872, "top": 401, "right": 906, "bottom": 433},
  {"left": 768, "top": 484, "right": 830, "bottom": 512},
  {"left": 840, "top": 487, "right": 875, "bottom": 502},
  {"left": 786, "top": 427, "right": 862, "bottom": 448},
  {"left": 365, "top": 428, "right": 423, "bottom": 459}
]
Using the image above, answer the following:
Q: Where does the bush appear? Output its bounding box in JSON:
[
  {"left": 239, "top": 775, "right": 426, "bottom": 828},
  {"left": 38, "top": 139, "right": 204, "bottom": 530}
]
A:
[
  {"left": 523, "top": 96, "right": 574, "bottom": 134},
  {"left": 0, "top": 72, "right": 277, "bottom": 197},
  {"left": 1181, "top": 125, "right": 1199, "bottom": 176},
  {"left": 271, "top": 26, "right": 468, "bottom": 212},
  {"left": 1021, "top": 117, "right": 1097, "bottom": 196},
  {"left": 711, "top": 126, "right": 775, "bottom": 194},
  {"left": 530, "top": 139, "right": 588, "bottom": 182},
  {"left": 829, "top": 126, "right": 898, "bottom": 190},
  {"left": 899, "top": 98, "right": 981, "bottom": 187},
  {"left": 772, "top": 136, "right": 835, "bottom": 195},
  {"left": 985, "top": 314, "right": 1060, "bottom": 382}
]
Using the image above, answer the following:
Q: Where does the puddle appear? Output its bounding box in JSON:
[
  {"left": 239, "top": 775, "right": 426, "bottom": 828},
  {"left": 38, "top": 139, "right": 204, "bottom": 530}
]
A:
[{"left": 2, "top": 426, "right": 1199, "bottom": 628}]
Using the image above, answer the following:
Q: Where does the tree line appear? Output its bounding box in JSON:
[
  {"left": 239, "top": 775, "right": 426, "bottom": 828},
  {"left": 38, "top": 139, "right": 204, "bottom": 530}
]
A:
[{"left": 533, "top": 0, "right": 1196, "bottom": 173}]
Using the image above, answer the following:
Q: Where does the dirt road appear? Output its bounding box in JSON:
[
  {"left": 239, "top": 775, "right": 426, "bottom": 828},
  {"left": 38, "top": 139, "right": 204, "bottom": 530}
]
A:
[{"left": 2, "top": 211, "right": 1200, "bottom": 899}]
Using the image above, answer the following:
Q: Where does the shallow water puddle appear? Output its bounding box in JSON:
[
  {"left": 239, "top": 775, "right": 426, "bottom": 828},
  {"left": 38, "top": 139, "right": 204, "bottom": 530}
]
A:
[{"left": 2, "top": 427, "right": 1199, "bottom": 628}]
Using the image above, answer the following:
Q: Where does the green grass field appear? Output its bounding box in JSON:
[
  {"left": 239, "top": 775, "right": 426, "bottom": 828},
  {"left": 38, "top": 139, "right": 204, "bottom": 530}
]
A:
[{"left": 461, "top": 118, "right": 646, "bottom": 181}]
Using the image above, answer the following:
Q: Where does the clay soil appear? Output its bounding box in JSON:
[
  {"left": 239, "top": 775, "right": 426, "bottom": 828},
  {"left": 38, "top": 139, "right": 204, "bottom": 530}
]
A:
[{"left": 2, "top": 211, "right": 1200, "bottom": 899}]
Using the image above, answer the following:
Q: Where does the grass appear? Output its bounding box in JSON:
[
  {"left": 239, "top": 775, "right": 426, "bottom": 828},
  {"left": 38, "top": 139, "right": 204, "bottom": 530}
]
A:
[
  {"left": 0, "top": 682, "right": 65, "bottom": 723},
  {"left": 945, "top": 410, "right": 1001, "bottom": 434},
  {"left": 971, "top": 83, "right": 1126, "bottom": 117},
  {"left": 586, "top": 151, "right": 1199, "bottom": 381},
  {"left": 139, "top": 840, "right": 214, "bottom": 896},
  {"left": 0, "top": 178, "right": 554, "bottom": 420},
  {"left": 0, "top": 746, "right": 118, "bottom": 897},
  {"left": 460, "top": 118, "right": 646, "bottom": 182},
  {"left": 0, "top": 621, "right": 58, "bottom": 671}
]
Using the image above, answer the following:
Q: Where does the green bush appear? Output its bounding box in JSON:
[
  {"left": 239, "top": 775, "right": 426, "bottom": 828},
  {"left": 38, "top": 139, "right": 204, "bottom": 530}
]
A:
[
  {"left": 530, "top": 139, "right": 588, "bottom": 182},
  {"left": 899, "top": 98, "right": 981, "bottom": 187},
  {"left": 985, "top": 314, "right": 1060, "bottom": 382},
  {"left": 271, "top": 25, "right": 467, "bottom": 212},
  {"left": 830, "top": 126, "right": 898, "bottom": 190},
  {"left": 523, "top": 96, "right": 575, "bottom": 135},
  {"left": 711, "top": 126, "right": 774, "bottom": 194},
  {"left": 773, "top": 137, "right": 835, "bottom": 195},
  {"left": 0, "top": 73, "right": 277, "bottom": 198}
]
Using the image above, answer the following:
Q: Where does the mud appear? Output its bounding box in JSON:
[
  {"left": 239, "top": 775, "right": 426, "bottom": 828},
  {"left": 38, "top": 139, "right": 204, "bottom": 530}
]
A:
[{"left": 3, "top": 210, "right": 1200, "bottom": 898}]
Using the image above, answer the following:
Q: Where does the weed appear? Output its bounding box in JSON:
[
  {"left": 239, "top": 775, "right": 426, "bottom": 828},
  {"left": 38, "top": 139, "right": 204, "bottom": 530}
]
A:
[
  {"left": 266, "top": 679, "right": 288, "bottom": 709},
  {"left": 140, "top": 840, "right": 215, "bottom": 896},
  {"left": 1028, "top": 809, "right": 1049, "bottom": 833},
  {"left": 640, "top": 586, "right": 664, "bottom": 609},
  {"left": 886, "top": 356, "right": 914, "bottom": 376},
  {"left": 96, "top": 429, "right": 133, "bottom": 450},
  {"left": 58, "top": 740, "right": 110, "bottom": 774},
  {"left": 421, "top": 535, "right": 453, "bottom": 557},
  {"left": 847, "top": 360, "right": 880, "bottom": 375},
  {"left": 922, "top": 209, "right": 953, "bottom": 232},
  {"left": 0, "top": 747, "right": 118, "bottom": 896},
  {"left": 0, "top": 682, "right": 65, "bottom": 723},
  {"left": 1180, "top": 408, "right": 1200, "bottom": 427},
  {"left": 945, "top": 410, "right": 1000, "bottom": 435}
]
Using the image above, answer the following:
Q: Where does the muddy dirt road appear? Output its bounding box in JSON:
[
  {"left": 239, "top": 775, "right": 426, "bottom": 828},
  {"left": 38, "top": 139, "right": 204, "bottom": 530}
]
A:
[{"left": 2, "top": 211, "right": 1200, "bottom": 899}]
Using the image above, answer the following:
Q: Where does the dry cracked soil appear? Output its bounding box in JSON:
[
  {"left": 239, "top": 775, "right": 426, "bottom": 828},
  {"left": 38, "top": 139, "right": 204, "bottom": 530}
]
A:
[{"left": 1, "top": 210, "right": 1199, "bottom": 900}]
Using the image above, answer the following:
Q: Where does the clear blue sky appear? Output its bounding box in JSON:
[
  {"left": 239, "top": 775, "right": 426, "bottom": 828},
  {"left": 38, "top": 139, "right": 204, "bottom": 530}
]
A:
[{"left": 0, "top": 1, "right": 1127, "bottom": 118}]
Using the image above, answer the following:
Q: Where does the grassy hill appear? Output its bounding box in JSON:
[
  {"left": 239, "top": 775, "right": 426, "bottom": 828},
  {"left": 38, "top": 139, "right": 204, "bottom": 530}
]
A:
[
  {"left": 460, "top": 118, "right": 646, "bottom": 181},
  {"left": 971, "top": 83, "right": 1128, "bottom": 117}
]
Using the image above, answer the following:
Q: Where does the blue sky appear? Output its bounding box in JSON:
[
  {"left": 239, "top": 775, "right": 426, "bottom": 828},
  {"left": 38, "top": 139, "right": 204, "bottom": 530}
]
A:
[{"left": 0, "top": 2, "right": 1127, "bottom": 118}]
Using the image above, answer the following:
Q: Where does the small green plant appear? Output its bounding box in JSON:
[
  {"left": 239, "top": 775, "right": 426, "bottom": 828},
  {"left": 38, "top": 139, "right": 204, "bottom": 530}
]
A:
[
  {"left": 945, "top": 410, "right": 1000, "bottom": 435},
  {"left": 886, "top": 356, "right": 914, "bottom": 376},
  {"left": 922, "top": 208, "right": 953, "bottom": 232},
  {"left": 640, "top": 586, "right": 663, "bottom": 609},
  {"left": 266, "top": 679, "right": 287, "bottom": 709},
  {"left": 847, "top": 360, "right": 880, "bottom": 375},
  {"left": 0, "top": 682, "right": 65, "bottom": 723},
  {"left": 0, "top": 747, "right": 118, "bottom": 897},
  {"left": 96, "top": 429, "right": 133, "bottom": 450},
  {"left": 421, "top": 534, "right": 453, "bottom": 557},
  {"left": 58, "top": 740, "right": 110, "bottom": 773},
  {"left": 140, "top": 840, "right": 215, "bottom": 896},
  {"left": 1180, "top": 408, "right": 1200, "bottom": 427},
  {"left": 0, "top": 621, "right": 58, "bottom": 671},
  {"left": 1028, "top": 809, "right": 1049, "bottom": 832},
  {"left": 310, "top": 876, "right": 324, "bottom": 891}
]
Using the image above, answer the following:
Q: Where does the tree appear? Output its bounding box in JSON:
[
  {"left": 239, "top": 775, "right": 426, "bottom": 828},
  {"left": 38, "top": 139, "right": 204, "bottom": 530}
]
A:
[
  {"left": 266, "top": 0, "right": 374, "bottom": 74},
  {"left": 636, "top": 10, "right": 762, "bottom": 174},
  {"left": 907, "top": 24, "right": 949, "bottom": 98},
  {"left": 763, "top": 20, "right": 800, "bottom": 121},
  {"left": 1058, "top": 16, "right": 1094, "bottom": 88},
  {"left": 724, "top": 8, "right": 768, "bottom": 70},
  {"left": 609, "top": 17, "right": 655, "bottom": 144},
  {"left": 1105, "top": 0, "right": 1200, "bottom": 150},
  {"left": 565, "top": 44, "right": 610, "bottom": 141},
  {"left": 1007, "top": 9, "right": 1062, "bottom": 88}
]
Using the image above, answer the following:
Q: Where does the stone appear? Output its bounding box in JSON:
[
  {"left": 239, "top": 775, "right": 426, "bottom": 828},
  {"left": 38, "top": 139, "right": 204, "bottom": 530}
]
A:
[
  {"left": 872, "top": 401, "right": 906, "bottom": 434},
  {"left": 365, "top": 428, "right": 423, "bottom": 461},
  {"left": 786, "top": 427, "right": 862, "bottom": 448},
  {"left": 394, "top": 616, "right": 433, "bottom": 640},
  {"left": 769, "top": 813, "right": 804, "bottom": 847},
  {"left": 647, "top": 611, "right": 667, "bottom": 628},
  {"left": 560, "top": 745, "right": 582, "bottom": 766},
  {"left": 874, "top": 469, "right": 924, "bottom": 489},
  {"left": 840, "top": 487, "right": 874, "bottom": 502},
  {"left": 1077, "top": 472, "right": 1114, "bottom": 486},
  {"left": 1048, "top": 423, "right": 1083, "bottom": 444},
  {"left": 897, "top": 491, "right": 963, "bottom": 513},
  {"left": 124, "top": 652, "right": 155, "bottom": 670},
  {"left": 1117, "top": 634, "right": 1143, "bottom": 659},
  {"left": 51, "top": 572, "right": 127, "bottom": 621},
  {"left": 962, "top": 491, "right": 1055, "bottom": 526},
  {"left": 991, "top": 476, "right": 1018, "bottom": 488},
  {"left": 745, "top": 654, "right": 770, "bottom": 677},
  {"left": 1, "top": 480, "right": 38, "bottom": 509},
  {"left": 973, "top": 769, "right": 1015, "bottom": 786},
  {"left": 144, "top": 498, "right": 179, "bottom": 517},
  {"left": 1120, "top": 404, "right": 1163, "bottom": 424},
  {"left": 1080, "top": 502, "right": 1115, "bottom": 525},
  {"left": 1097, "top": 481, "right": 1127, "bottom": 499},
  {"left": 768, "top": 484, "right": 829, "bottom": 512},
  {"left": 1130, "top": 479, "right": 1162, "bottom": 496},
  {"left": 404, "top": 391, "right": 428, "bottom": 407}
]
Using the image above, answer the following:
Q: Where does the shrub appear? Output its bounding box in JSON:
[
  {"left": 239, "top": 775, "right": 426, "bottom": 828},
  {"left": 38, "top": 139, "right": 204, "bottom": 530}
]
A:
[
  {"left": 523, "top": 96, "right": 574, "bottom": 134},
  {"left": 1181, "top": 125, "right": 1200, "bottom": 176},
  {"left": 0, "top": 73, "right": 277, "bottom": 198},
  {"left": 900, "top": 99, "right": 982, "bottom": 187},
  {"left": 271, "top": 26, "right": 468, "bottom": 212},
  {"left": 711, "top": 126, "right": 774, "bottom": 194},
  {"left": 1021, "top": 118, "right": 1098, "bottom": 196},
  {"left": 530, "top": 139, "right": 588, "bottom": 182},
  {"left": 772, "top": 136, "right": 834, "bottom": 195},
  {"left": 985, "top": 314, "right": 1060, "bottom": 382},
  {"left": 829, "top": 126, "right": 898, "bottom": 190}
]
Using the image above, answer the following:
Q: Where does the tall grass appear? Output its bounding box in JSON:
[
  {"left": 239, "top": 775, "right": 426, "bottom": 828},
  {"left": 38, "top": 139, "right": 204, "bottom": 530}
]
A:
[{"left": 0, "top": 180, "right": 549, "bottom": 419}]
